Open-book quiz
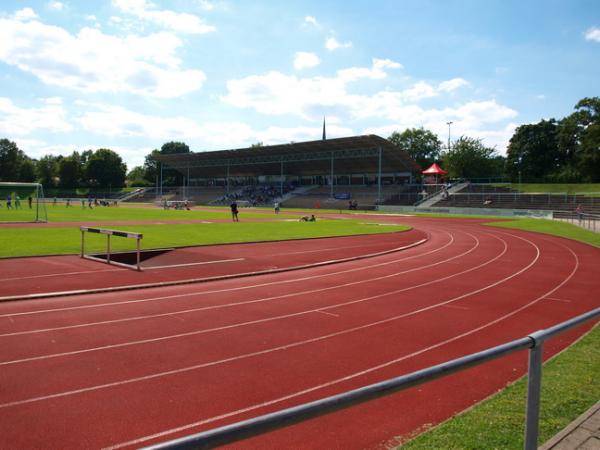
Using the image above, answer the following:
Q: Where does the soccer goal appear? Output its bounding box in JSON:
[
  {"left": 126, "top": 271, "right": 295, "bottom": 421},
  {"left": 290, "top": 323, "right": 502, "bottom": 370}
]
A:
[{"left": 0, "top": 182, "right": 48, "bottom": 223}]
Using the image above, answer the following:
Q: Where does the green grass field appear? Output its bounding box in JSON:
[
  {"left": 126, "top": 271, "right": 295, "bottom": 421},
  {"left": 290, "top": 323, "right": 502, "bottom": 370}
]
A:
[
  {"left": 494, "top": 183, "right": 600, "bottom": 195},
  {"left": 0, "top": 205, "right": 410, "bottom": 258}
]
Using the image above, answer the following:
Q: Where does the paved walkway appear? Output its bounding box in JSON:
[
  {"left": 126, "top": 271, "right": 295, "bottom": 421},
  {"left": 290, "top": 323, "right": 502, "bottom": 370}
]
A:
[{"left": 540, "top": 400, "right": 600, "bottom": 449}]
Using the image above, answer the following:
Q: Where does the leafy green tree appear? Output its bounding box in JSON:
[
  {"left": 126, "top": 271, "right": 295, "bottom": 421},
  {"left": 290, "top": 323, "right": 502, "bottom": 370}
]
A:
[
  {"left": 58, "top": 152, "right": 82, "bottom": 188},
  {"left": 506, "top": 119, "right": 560, "bottom": 182},
  {"left": 0, "top": 138, "right": 29, "bottom": 181},
  {"left": 441, "top": 136, "right": 502, "bottom": 179},
  {"left": 85, "top": 148, "right": 127, "bottom": 188},
  {"left": 572, "top": 97, "right": 600, "bottom": 182},
  {"left": 19, "top": 158, "right": 37, "bottom": 182},
  {"left": 126, "top": 166, "right": 152, "bottom": 186},
  {"left": 388, "top": 128, "right": 442, "bottom": 168},
  {"left": 36, "top": 155, "right": 60, "bottom": 187},
  {"left": 143, "top": 141, "right": 191, "bottom": 186}
]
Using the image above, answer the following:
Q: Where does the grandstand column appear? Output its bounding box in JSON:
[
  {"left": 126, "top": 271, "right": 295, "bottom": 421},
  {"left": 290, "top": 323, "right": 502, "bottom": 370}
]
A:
[
  {"left": 280, "top": 159, "right": 284, "bottom": 196},
  {"left": 377, "top": 146, "right": 382, "bottom": 204},
  {"left": 226, "top": 161, "right": 230, "bottom": 194},
  {"left": 330, "top": 151, "right": 334, "bottom": 198}
]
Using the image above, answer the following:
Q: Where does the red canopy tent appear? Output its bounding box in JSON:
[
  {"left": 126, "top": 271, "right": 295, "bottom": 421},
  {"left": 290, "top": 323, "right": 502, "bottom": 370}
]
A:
[{"left": 422, "top": 163, "right": 447, "bottom": 184}]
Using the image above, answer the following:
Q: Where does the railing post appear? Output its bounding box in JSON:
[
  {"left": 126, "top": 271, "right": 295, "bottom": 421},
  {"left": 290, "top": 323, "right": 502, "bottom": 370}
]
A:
[{"left": 524, "top": 334, "right": 544, "bottom": 450}]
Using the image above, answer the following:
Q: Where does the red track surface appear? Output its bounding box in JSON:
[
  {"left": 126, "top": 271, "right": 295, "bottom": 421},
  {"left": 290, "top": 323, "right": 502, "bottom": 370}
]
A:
[{"left": 0, "top": 215, "right": 598, "bottom": 449}]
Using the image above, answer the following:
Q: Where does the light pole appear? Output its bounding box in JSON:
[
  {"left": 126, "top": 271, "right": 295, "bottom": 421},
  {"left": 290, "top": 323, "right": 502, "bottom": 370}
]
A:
[{"left": 446, "top": 121, "right": 453, "bottom": 152}]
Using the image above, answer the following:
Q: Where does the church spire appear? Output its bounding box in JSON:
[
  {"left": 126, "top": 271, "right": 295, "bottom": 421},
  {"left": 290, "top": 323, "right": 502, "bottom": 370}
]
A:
[{"left": 322, "top": 117, "right": 326, "bottom": 140}]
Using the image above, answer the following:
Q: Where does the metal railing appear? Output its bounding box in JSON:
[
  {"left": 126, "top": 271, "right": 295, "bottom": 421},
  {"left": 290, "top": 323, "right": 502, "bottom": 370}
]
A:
[
  {"left": 142, "top": 307, "right": 600, "bottom": 450},
  {"left": 556, "top": 211, "right": 600, "bottom": 233}
]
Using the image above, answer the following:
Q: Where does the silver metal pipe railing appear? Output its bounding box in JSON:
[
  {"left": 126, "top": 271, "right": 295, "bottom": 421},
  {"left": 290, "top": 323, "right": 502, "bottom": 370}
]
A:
[{"left": 143, "top": 307, "right": 600, "bottom": 450}]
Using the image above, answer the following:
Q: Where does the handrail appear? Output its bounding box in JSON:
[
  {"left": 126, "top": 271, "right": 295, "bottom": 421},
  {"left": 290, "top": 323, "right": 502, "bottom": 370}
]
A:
[{"left": 142, "top": 307, "right": 600, "bottom": 450}]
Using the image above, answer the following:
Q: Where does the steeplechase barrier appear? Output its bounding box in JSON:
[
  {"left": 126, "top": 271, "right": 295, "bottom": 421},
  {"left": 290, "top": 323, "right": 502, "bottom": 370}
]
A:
[
  {"left": 80, "top": 226, "right": 143, "bottom": 271},
  {"left": 142, "top": 306, "right": 600, "bottom": 450}
]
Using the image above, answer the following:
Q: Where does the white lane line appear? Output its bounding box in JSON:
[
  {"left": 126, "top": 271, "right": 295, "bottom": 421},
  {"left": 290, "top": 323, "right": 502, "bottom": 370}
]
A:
[
  {"left": 105, "top": 235, "right": 577, "bottom": 450},
  {"left": 145, "top": 258, "right": 245, "bottom": 270},
  {"left": 441, "top": 304, "right": 469, "bottom": 310},
  {"left": 0, "top": 267, "right": 123, "bottom": 282},
  {"left": 315, "top": 310, "right": 339, "bottom": 317},
  {"left": 544, "top": 297, "right": 572, "bottom": 303},
  {"left": 0, "top": 231, "right": 471, "bottom": 337},
  {"left": 0, "top": 230, "right": 447, "bottom": 319}
]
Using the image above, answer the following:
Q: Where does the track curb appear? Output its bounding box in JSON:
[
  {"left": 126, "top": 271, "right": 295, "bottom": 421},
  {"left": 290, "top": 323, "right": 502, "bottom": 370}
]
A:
[{"left": 0, "top": 237, "right": 428, "bottom": 302}]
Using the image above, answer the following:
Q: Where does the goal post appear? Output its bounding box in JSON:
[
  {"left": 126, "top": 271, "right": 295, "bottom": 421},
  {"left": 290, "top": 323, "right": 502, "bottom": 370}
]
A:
[{"left": 0, "top": 182, "right": 48, "bottom": 223}]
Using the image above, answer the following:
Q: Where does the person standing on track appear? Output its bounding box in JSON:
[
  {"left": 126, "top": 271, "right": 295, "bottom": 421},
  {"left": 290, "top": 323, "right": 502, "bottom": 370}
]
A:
[{"left": 230, "top": 201, "right": 239, "bottom": 222}]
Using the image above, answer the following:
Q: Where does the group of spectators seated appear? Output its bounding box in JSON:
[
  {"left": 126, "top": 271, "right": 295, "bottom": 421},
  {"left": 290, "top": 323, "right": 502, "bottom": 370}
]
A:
[{"left": 215, "top": 184, "right": 296, "bottom": 206}]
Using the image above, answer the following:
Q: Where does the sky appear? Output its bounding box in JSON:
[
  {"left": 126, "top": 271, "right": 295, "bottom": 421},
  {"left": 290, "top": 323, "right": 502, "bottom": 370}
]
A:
[{"left": 0, "top": 0, "right": 599, "bottom": 171}]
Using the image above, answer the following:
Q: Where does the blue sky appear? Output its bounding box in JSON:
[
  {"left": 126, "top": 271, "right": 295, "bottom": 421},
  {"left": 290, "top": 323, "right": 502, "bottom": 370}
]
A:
[{"left": 0, "top": 0, "right": 599, "bottom": 170}]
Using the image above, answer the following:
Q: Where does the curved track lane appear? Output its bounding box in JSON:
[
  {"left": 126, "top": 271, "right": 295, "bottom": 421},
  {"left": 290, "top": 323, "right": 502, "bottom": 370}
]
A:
[{"left": 0, "top": 216, "right": 598, "bottom": 449}]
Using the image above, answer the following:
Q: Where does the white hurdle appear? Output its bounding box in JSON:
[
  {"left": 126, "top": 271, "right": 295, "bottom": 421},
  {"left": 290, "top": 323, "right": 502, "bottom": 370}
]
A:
[{"left": 80, "top": 226, "right": 143, "bottom": 271}]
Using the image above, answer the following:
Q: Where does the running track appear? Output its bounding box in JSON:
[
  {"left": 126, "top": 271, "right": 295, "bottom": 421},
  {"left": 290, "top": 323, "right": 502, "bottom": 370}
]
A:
[{"left": 0, "top": 215, "right": 598, "bottom": 449}]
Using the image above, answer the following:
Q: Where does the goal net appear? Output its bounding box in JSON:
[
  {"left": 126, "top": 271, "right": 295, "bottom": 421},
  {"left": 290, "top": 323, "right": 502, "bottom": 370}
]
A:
[{"left": 0, "top": 182, "right": 48, "bottom": 223}]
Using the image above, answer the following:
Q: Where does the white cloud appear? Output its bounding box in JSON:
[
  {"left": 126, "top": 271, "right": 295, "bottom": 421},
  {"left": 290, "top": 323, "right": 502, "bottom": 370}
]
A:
[
  {"left": 364, "top": 105, "right": 518, "bottom": 154},
  {"left": 325, "top": 36, "right": 352, "bottom": 51},
  {"left": 536, "top": 94, "right": 546, "bottom": 100},
  {"left": 198, "top": 0, "right": 215, "bottom": 11},
  {"left": 304, "top": 16, "right": 318, "bottom": 27},
  {"left": 13, "top": 8, "right": 38, "bottom": 21},
  {"left": 338, "top": 58, "right": 402, "bottom": 82},
  {"left": 0, "top": 14, "right": 206, "bottom": 98},
  {"left": 293, "top": 52, "right": 320, "bottom": 70},
  {"left": 438, "top": 78, "right": 469, "bottom": 92},
  {"left": 47, "top": 1, "right": 64, "bottom": 11},
  {"left": 0, "top": 97, "right": 73, "bottom": 135},
  {"left": 112, "top": 0, "right": 215, "bottom": 34},
  {"left": 584, "top": 27, "right": 600, "bottom": 42}
]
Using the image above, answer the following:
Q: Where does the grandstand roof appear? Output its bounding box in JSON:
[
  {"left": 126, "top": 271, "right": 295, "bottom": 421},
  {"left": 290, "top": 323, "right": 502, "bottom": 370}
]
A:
[{"left": 154, "top": 135, "right": 421, "bottom": 178}]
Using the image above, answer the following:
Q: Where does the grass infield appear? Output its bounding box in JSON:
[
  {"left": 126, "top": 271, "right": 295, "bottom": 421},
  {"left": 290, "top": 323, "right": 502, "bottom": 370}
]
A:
[{"left": 0, "top": 206, "right": 410, "bottom": 258}]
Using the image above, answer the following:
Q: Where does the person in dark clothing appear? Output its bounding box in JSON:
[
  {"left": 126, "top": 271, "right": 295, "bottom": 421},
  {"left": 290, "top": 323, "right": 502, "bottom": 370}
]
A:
[{"left": 230, "top": 201, "right": 239, "bottom": 222}]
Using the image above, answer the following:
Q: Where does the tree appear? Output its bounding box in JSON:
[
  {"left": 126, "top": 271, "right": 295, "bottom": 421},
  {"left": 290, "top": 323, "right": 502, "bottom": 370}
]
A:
[
  {"left": 126, "top": 166, "right": 152, "bottom": 186},
  {"left": 58, "top": 152, "right": 82, "bottom": 188},
  {"left": 0, "top": 139, "right": 29, "bottom": 181},
  {"left": 36, "top": 155, "right": 60, "bottom": 187},
  {"left": 572, "top": 97, "right": 600, "bottom": 181},
  {"left": 143, "top": 141, "right": 191, "bottom": 186},
  {"left": 506, "top": 119, "right": 560, "bottom": 182},
  {"left": 85, "top": 149, "right": 127, "bottom": 188},
  {"left": 441, "top": 136, "right": 502, "bottom": 179},
  {"left": 388, "top": 128, "right": 442, "bottom": 168},
  {"left": 19, "top": 158, "right": 37, "bottom": 182}
]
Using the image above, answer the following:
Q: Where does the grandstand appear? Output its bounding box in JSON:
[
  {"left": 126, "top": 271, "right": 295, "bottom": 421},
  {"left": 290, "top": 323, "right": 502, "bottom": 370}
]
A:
[{"left": 153, "top": 135, "right": 421, "bottom": 209}]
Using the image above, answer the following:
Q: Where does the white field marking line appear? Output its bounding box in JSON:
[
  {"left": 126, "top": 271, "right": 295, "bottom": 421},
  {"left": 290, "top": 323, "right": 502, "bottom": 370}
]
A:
[
  {"left": 0, "top": 231, "right": 473, "bottom": 338},
  {"left": 0, "top": 229, "right": 446, "bottom": 319},
  {"left": 441, "top": 304, "right": 469, "bottom": 310},
  {"left": 315, "top": 310, "right": 339, "bottom": 317},
  {"left": 144, "top": 258, "right": 245, "bottom": 270},
  {"left": 0, "top": 232, "right": 536, "bottom": 410},
  {"left": 0, "top": 233, "right": 501, "bottom": 365},
  {"left": 104, "top": 238, "right": 578, "bottom": 450},
  {"left": 544, "top": 297, "right": 572, "bottom": 303},
  {"left": 0, "top": 267, "right": 123, "bottom": 282}
]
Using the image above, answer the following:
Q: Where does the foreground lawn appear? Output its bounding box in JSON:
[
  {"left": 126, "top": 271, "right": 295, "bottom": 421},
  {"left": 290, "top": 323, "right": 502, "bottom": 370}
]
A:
[
  {"left": 488, "top": 218, "right": 600, "bottom": 248},
  {"left": 399, "top": 217, "right": 599, "bottom": 449},
  {"left": 400, "top": 323, "right": 600, "bottom": 449},
  {"left": 494, "top": 183, "right": 600, "bottom": 195},
  {"left": 0, "top": 220, "right": 410, "bottom": 258}
]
